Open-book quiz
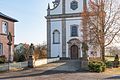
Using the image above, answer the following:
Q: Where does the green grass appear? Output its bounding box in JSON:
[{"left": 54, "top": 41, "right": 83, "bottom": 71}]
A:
[{"left": 105, "top": 56, "right": 120, "bottom": 61}]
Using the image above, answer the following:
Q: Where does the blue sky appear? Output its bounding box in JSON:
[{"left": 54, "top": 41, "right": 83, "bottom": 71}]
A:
[{"left": 0, "top": 0, "right": 53, "bottom": 45}]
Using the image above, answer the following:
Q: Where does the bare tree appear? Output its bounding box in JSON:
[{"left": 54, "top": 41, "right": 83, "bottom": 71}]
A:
[
  {"left": 84, "top": 0, "right": 120, "bottom": 61},
  {"left": 33, "top": 44, "right": 47, "bottom": 61},
  {"left": 107, "top": 47, "right": 120, "bottom": 56}
]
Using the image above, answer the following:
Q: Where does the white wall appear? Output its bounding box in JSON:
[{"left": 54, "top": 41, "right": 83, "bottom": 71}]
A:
[
  {"left": 51, "top": 19, "right": 62, "bottom": 57},
  {"left": 0, "top": 58, "right": 60, "bottom": 71},
  {"left": 35, "top": 58, "right": 60, "bottom": 67},
  {"left": 66, "top": 17, "right": 83, "bottom": 58},
  {"left": 50, "top": 0, "right": 84, "bottom": 15},
  {"left": 50, "top": 0, "right": 62, "bottom": 15},
  {"left": 50, "top": 17, "right": 83, "bottom": 58},
  {"left": 34, "top": 59, "right": 47, "bottom": 67},
  {"left": 49, "top": 0, "right": 88, "bottom": 58},
  {"left": 66, "top": 17, "right": 83, "bottom": 42}
]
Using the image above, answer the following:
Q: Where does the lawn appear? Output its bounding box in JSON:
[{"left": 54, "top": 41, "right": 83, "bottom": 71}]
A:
[
  {"left": 104, "top": 67, "right": 120, "bottom": 74},
  {"left": 105, "top": 56, "right": 120, "bottom": 61}
]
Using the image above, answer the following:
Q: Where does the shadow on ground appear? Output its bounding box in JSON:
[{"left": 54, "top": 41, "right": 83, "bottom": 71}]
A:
[
  {"left": 0, "top": 60, "right": 86, "bottom": 79},
  {"left": 0, "top": 70, "right": 90, "bottom": 79},
  {"left": 105, "top": 75, "right": 120, "bottom": 79}
]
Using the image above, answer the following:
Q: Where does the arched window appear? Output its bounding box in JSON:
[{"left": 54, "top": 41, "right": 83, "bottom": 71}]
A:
[
  {"left": 71, "top": 25, "right": 78, "bottom": 37},
  {"left": 2, "top": 21, "right": 8, "bottom": 34},
  {"left": 53, "top": 30, "right": 60, "bottom": 44}
]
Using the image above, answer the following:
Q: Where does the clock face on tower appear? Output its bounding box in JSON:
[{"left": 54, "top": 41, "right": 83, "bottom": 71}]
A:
[
  {"left": 2, "top": 21, "right": 8, "bottom": 34},
  {"left": 70, "top": 0, "right": 78, "bottom": 10}
]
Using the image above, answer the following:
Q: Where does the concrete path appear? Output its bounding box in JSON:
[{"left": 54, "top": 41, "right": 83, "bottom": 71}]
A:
[{"left": 52, "top": 60, "right": 81, "bottom": 71}]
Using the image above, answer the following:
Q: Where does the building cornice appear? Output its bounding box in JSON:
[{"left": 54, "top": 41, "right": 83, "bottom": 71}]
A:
[{"left": 45, "top": 13, "right": 83, "bottom": 19}]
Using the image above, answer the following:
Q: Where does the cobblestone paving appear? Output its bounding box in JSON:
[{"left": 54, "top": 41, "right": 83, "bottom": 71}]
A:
[{"left": 0, "top": 60, "right": 119, "bottom": 80}]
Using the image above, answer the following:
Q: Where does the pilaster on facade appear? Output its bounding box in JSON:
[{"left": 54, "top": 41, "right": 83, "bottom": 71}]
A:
[
  {"left": 47, "top": 19, "right": 51, "bottom": 57},
  {"left": 62, "top": 0, "right": 66, "bottom": 57}
]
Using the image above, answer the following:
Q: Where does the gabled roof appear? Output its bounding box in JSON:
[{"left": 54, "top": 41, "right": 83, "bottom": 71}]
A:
[{"left": 0, "top": 12, "right": 18, "bottom": 22}]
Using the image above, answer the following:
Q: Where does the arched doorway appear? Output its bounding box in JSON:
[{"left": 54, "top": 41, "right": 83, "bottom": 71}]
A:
[{"left": 71, "top": 45, "right": 78, "bottom": 59}]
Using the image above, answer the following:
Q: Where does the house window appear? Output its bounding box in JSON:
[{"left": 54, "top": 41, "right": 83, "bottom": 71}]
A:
[
  {"left": 0, "top": 43, "right": 3, "bottom": 55},
  {"left": 53, "top": 30, "right": 60, "bottom": 44},
  {"left": 70, "top": 0, "right": 78, "bottom": 10},
  {"left": 71, "top": 25, "right": 78, "bottom": 37},
  {"left": 2, "top": 21, "right": 8, "bottom": 34}
]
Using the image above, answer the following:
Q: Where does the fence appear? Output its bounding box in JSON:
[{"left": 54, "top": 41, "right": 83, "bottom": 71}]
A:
[{"left": 0, "top": 57, "right": 59, "bottom": 71}]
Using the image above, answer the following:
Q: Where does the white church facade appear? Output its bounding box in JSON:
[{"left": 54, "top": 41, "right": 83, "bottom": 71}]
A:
[{"left": 46, "top": 0, "right": 101, "bottom": 59}]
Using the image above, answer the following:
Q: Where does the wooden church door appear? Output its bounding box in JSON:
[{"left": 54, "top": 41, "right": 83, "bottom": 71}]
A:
[{"left": 71, "top": 45, "right": 78, "bottom": 59}]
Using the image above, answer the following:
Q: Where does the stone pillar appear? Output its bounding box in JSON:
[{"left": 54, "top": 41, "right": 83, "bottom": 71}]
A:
[
  {"left": 28, "top": 55, "right": 34, "bottom": 68},
  {"left": 46, "top": 5, "right": 51, "bottom": 58},
  {"left": 81, "top": 59, "right": 89, "bottom": 70},
  {"left": 28, "top": 43, "right": 35, "bottom": 68}
]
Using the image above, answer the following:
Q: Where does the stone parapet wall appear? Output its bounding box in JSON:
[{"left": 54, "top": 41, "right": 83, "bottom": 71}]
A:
[{"left": 0, "top": 58, "right": 60, "bottom": 71}]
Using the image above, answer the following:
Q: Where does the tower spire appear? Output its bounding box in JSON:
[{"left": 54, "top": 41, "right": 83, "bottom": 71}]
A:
[
  {"left": 47, "top": 3, "right": 50, "bottom": 10},
  {"left": 47, "top": 3, "right": 50, "bottom": 15}
]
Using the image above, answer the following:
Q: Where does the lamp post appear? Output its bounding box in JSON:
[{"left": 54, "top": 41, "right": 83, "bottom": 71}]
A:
[{"left": 7, "top": 32, "right": 12, "bottom": 70}]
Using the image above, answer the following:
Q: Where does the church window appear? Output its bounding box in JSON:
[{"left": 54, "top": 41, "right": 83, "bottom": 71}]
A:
[
  {"left": 70, "top": 0, "right": 78, "bottom": 10},
  {"left": 53, "top": 30, "right": 60, "bottom": 44},
  {"left": 71, "top": 25, "right": 78, "bottom": 37},
  {"left": 0, "top": 43, "right": 3, "bottom": 55}
]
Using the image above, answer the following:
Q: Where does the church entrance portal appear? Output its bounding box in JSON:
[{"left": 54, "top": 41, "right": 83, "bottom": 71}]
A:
[
  {"left": 71, "top": 45, "right": 78, "bottom": 59},
  {"left": 68, "top": 38, "right": 81, "bottom": 59}
]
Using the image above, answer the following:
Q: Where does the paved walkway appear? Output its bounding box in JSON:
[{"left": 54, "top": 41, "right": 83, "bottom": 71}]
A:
[
  {"left": 0, "top": 60, "right": 119, "bottom": 80},
  {"left": 52, "top": 60, "right": 81, "bottom": 71}
]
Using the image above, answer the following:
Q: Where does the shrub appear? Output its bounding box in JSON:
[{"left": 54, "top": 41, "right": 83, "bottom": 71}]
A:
[
  {"left": 105, "top": 61, "right": 113, "bottom": 68},
  {"left": 13, "top": 43, "right": 29, "bottom": 62},
  {"left": 88, "top": 61, "right": 106, "bottom": 72},
  {"left": 113, "top": 54, "right": 119, "bottom": 68},
  {"left": 0, "top": 55, "right": 6, "bottom": 64},
  {"left": 13, "top": 52, "right": 26, "bottom": 62},
  {"left": 18, "top": 55, "right": 26, "bottom": 62}
]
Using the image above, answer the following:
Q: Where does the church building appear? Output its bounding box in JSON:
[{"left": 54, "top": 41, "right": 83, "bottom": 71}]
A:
[{"left": 46, "top": 0, "right": 101, "bottom": 59}]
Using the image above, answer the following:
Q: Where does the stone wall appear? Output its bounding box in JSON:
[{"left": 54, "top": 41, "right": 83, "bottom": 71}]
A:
[{"left": 0, "top": 58, "right": 59, "bottom": 71}]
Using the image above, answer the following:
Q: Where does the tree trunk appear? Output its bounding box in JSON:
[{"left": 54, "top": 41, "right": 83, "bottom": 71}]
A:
[{"left": 101, "top": 45, "right": 105, "bottom": 62}]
